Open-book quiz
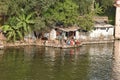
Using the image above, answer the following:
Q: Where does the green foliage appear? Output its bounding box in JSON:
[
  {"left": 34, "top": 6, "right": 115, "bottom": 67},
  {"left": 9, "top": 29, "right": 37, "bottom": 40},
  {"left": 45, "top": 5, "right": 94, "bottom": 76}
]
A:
[
  {"left": 2, "top": 25, "right": 23, "bottom": 42},
  {"left": 2, "top": 17, "right": 23, "bottom": 42},
  {"left": 95, "top": 0, "right": 115, "bottom": 23},
  {"left": 0, "top": 0, "right": 115, "bottom": 35},
  {"left": 16, "top": 12, "right": 35, "bottom": 35},
  {"left": 34, "top": 17, "right": 46, "bottom": 31},
  {"left": 78, "top": 13, "right": 94, "bottom": 31},
  {"left": 93, "top": 3, "right": 103, "bottom": 15},
  {"left": 96, "top": 0, "right": 114, "bottom": 12},
  {"left": 75, "top": 2, "right": 102, "bottom": 31},
  {"left": 3, "top": 0, "right": 33, "bottom": 15},
  {"left": 75, "top": 0, "right": 93, "bottom": 15},
  {"left": 0, "top": 2, "right": 8, "bottom": 15},
  {"left": 77, "top": 2, "right": 103, "bottom": 31},
  {"left": 6, "top": 16, "right": 17, "bottom": 26},
  {"left": 2, "top": 12, "right": 35, "bottom": 42},
  {"left": 43, "top": 0, "right": 79, "bottom": 27}
]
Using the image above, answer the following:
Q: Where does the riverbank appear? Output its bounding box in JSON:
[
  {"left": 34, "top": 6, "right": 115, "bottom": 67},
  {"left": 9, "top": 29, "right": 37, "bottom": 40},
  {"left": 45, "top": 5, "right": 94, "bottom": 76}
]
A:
[
  {"left": 2, "top": 39, "right": 114, "bottom": 49},
  {"left": 82, "top": 40, "right": 114, "bottom": 45}
]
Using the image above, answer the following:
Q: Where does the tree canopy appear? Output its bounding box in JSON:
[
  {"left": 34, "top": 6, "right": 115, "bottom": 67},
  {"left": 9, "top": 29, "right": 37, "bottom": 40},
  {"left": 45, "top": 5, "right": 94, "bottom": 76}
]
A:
[
  {"left": 0, "top": 0, "right": 115, "bottom": 42},
  {"left": 43, "top": 0, "right": 79, "bottom": 27}
]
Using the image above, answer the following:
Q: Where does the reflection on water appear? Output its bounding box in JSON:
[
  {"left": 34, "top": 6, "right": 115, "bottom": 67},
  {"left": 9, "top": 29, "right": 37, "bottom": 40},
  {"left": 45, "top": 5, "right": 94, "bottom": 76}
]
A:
[
  {"left": 0, "top": 43, "right": 114, "bottom": 80},
  {"left": 88, "top": 44, "right": 113, "bottom": 80},
  {"left": 0, "top": 50, "right": 4, "bottom": 61}
]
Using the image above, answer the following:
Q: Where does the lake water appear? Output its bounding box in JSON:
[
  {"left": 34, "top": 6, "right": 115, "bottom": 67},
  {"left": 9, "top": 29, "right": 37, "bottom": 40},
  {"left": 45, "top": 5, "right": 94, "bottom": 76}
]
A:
[{"left": 0, "top": 41, "right": 119, "bottom": 80}]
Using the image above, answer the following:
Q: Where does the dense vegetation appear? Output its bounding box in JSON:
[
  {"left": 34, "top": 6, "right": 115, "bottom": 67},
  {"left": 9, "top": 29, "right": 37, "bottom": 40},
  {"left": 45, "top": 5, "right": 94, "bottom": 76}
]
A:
[{"left": 0, "top": 0, "right": 115, "bottom": 42}]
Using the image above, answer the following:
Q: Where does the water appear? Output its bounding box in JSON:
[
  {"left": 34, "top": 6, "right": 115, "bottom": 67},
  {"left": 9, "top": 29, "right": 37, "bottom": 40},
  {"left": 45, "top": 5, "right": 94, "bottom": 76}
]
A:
[{"left": 0, "top": 42, "right": 116, "bottom": 80}]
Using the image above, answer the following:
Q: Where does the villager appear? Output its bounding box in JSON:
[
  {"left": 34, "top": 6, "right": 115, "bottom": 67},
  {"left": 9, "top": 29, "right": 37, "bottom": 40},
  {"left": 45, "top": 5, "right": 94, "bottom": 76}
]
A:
[
  {"left": 67, "top": 39, "right": 70, "bottom": 45},
  {"left": 70, "top": 40, "right": 75, "bottom": 45},
  {"left": 43, "top": 40, "right": 46, "bottom": 45},
  {"left": 58, "top": 35, "right": 62, "bottom": 45},
  {"left": 75, "top": 39, "right": 80, "bottom": 45}
]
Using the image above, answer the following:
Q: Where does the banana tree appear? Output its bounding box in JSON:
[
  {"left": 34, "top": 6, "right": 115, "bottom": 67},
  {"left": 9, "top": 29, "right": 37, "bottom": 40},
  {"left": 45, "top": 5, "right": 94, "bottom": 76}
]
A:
[
  {"left": 16, "top": 12, "right": 35, "bottom": 36},
  {"left": 2, "top": 25, "right": 23, "bottom": 42}
]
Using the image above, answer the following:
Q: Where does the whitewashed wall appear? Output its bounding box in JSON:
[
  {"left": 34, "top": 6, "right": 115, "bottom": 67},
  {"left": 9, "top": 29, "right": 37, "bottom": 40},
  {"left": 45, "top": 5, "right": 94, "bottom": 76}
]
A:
[
  {"left": 89, "top": 28, "right": 114, "bottom": 38},
  {"left": 75, "top": 31, "right": 80, "bottom": 39},
  {"left": 80, "top": 27, "right": 114, "bottom": 40},
  {"left": 50, "top": 29, "right": 56, "bottom": 40}
]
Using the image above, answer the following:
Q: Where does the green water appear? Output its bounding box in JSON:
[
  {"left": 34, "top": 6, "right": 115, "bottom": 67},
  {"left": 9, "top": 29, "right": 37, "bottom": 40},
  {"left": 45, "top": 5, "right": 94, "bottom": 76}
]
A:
[{"left": 0, "top": 43, "right": 113, "bottom": 80}]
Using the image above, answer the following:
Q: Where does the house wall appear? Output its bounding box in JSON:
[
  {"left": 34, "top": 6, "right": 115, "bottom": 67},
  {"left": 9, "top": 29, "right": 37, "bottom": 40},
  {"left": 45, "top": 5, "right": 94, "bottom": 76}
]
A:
[
  {"left": 79, "top": 27, "right": 114, "bottom": 41},
  {"left": 48, "top": 27, "right": 114, "bottom": 41},
  {"left": 50, "top": 29, "right": 56, "bottom": 40}
]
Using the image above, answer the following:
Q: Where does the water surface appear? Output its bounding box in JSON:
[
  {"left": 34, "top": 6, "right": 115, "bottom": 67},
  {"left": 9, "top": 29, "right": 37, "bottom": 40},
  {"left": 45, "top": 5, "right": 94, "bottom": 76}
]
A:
[{"left": 0, "top": 43, "right": 115, "bottom": 80}]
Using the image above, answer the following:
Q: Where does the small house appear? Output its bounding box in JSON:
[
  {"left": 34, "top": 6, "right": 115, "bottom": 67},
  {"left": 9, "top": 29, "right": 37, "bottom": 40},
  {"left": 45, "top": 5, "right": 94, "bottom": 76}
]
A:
[
  {"left": 55, "top": 26, "right": 80, "bottom": 40},
  {"left": 89, "top": 23, "right": 114, "bottom": 40},
  {"left": 80, "top": 16, "right": 114, "bottom": 41}
]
